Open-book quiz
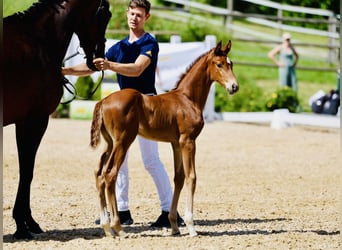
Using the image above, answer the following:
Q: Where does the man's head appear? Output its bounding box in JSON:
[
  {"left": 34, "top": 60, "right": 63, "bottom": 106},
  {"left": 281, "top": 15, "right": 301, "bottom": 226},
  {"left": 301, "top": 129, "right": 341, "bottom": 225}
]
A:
[
  {"left": 128, "top": 0, "right": 151, "bottom": 15},
  {"left": 127, "top": 0, "right": 151, "bottom": 31}
]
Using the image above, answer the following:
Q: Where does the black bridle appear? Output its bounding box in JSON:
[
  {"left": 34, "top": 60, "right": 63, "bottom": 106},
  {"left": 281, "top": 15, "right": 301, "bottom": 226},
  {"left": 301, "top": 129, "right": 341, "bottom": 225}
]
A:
[
  {"left": 61, "top": 71, "right": 104, "bottom": 104},
  {"left": 61, "top": 44, "right": 104, "bottom": 104},
  {"left": 61, "top": 0, "right": 108, "bottom": 104}
]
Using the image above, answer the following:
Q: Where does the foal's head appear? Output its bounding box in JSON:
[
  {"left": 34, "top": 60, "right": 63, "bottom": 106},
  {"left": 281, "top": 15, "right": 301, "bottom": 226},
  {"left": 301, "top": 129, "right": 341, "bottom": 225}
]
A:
[{"left": 209, "top": 41, "right": 239, "bottom": 95}]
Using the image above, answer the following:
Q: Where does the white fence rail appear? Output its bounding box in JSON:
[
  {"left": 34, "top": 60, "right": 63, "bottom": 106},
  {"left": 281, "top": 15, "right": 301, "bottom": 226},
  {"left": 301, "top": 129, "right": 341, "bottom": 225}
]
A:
[
  {"left": 240, "top": 0, "right": 333, "bottom": 16},
  {"left": 163, "top": 0, "right": 339, "bottom": 62}
]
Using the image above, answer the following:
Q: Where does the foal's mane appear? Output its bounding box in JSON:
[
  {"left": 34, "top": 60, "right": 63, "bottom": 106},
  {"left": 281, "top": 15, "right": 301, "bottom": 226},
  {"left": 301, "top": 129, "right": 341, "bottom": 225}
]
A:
[
  {"left": 6, "top": 0, "right": 68, "bottom": 22},
  {"left": 173, "top": 48, "right": 213, "bottom": 89}
]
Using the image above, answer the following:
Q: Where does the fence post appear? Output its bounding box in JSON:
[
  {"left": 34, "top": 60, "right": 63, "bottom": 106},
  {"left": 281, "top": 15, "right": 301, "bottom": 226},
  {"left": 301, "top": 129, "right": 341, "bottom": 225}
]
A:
[
  {"left": 226, "top": 0, "right": 234, "bottom": 31},
  {"left": 184, "top": 0, "right": 189, "bottom": 12},
  {"left": 170, "top": 35, "right": 182, "bottom": 44},
  {"left": 203, "top": 35, "right": 217, "bottom": 122},
  {"left": 328, "top": 15, "right": 337, "bottom": 65},
  {"left": 277, "top": 8, "right": 283, "bottom": 37}
]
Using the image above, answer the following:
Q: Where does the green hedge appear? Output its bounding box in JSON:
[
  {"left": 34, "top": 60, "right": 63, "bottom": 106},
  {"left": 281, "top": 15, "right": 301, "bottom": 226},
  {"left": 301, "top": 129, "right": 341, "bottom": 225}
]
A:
[
  {"left": 74, "top": 76, "right": 102, "bottom": 101},
  {"left": 215, "top": 81, "right": 300, "bottom": 113},
  {"left": 265, "top": 86, "right": 300, "bottom": 113}
]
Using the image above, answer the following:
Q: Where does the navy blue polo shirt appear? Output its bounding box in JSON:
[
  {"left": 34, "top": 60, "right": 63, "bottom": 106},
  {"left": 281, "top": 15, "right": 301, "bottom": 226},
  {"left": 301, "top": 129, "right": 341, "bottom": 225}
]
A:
[{"left": 105, "top": 33, "right": 159, "bottom": 95}]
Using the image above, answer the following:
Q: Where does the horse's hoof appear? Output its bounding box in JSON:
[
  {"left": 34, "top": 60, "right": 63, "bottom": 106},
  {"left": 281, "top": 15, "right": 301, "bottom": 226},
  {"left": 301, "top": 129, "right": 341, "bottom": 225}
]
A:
[
  {"left": 26, "top": 221, "right": 44, "bottom": 234},
  {"left": 13, "top": 229, "right": 34, "bottom": 240}
]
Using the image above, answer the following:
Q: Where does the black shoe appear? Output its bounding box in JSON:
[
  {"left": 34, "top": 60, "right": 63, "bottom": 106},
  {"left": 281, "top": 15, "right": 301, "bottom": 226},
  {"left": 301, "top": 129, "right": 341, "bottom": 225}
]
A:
[
  {"left": 94, "top": 210, "right": 133, "bottom": 225},
  {"left": 150, "top": 211, "right": 185, "bottom": 228},
  {"left": 119, "top": 210, "right": 134, "bottom": 225}
]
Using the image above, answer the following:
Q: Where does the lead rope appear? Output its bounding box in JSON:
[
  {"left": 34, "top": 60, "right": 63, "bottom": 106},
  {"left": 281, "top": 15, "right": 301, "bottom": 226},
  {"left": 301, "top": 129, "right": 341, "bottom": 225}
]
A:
[
  {"left": 61, "top": 71, "right": 104, "bottom": 104},
  {"left": 61, "top": 46, "right": 104, "bottom": 104}
]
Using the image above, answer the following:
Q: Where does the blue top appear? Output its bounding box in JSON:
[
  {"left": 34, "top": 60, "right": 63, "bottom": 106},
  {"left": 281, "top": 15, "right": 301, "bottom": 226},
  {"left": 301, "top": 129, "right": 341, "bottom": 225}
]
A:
[
  {"left": 105, "top": 33, "right": 159, "bottom": 95},
  {"left": 279, "top": 47, "right": 295, "bottom": 67}
]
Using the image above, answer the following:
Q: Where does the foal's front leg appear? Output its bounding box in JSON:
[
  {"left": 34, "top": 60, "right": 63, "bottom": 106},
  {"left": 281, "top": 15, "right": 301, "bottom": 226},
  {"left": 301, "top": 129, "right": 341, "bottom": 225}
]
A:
[
  {"left": 169, "top": 143, "right": 184, "bottom": 236},
  {"left": 181, "top": 140, "right": 198, "bottom": 236}
]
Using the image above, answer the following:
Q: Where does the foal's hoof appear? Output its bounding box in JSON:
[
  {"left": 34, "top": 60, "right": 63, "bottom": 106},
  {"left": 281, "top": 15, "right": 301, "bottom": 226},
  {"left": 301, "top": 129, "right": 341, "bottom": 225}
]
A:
[
  {"left": 102, "top": 224, "right": 115, "bottom": 237},
  {"left": 13, "top": 229, "right": 34, "bottom": 240},
  {"left": 188, "top": 228, "right": 198, "bottom": 237},
  {"left": 116, "top": 229, "right": 127, "bottom": 238},
  {"left": 171, "top": 229, "right": 181, "bottom": 236},
  {"left": 189, "top": 231, "right": 198, "bottom": 237}
]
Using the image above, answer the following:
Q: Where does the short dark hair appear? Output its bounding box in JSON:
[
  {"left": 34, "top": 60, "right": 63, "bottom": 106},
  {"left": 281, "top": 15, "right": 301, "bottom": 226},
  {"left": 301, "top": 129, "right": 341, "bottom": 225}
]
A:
[{"left": 128, "top": 0, "right": 151, "bottom": 14}]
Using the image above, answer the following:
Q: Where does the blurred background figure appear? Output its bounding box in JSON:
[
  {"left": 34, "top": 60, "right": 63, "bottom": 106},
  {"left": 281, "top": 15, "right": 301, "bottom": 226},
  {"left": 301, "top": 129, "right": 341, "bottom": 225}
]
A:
[{"left": 268, "top": 33, "right": 299, "bottom": 92}]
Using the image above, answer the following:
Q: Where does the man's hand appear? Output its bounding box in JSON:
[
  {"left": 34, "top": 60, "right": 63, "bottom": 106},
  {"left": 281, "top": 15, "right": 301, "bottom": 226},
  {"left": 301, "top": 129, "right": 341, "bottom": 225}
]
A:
[{"left": 93, "top": 58, "right": 109, "bottom": 71}]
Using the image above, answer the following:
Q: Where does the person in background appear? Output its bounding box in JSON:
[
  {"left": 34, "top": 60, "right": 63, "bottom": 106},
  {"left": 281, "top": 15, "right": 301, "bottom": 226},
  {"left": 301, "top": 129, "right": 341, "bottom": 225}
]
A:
[
  {"left": 268, "top": 32, "right": 299, "bottom": 92},
  {"left": 62, "top": 0, "right": 183, "bottom": 228}
]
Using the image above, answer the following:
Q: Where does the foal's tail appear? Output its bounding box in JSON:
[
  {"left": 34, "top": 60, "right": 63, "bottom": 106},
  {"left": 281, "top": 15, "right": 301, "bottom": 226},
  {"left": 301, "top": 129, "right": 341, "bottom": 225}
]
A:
[{"left": 90, "top": 101, "right": 103, "bottom": 149}]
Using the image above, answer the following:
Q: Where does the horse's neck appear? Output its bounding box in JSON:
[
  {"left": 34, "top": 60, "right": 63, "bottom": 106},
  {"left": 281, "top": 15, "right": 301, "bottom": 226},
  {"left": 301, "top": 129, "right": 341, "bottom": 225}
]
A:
[
  {"left": 30, "top": 2, "right": 76, "bottom": 63},
  {"left": 177, "top": 58, "right": 212, "bottom": 111},
  {"left": 49, "top": 12, "right": 75, "bottom": 62}
]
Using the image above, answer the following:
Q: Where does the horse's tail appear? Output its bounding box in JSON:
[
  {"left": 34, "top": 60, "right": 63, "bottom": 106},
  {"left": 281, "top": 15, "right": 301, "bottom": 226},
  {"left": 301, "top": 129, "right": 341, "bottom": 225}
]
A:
[{"left": 90, "top": 101, "right": 103, "bottom": 149}]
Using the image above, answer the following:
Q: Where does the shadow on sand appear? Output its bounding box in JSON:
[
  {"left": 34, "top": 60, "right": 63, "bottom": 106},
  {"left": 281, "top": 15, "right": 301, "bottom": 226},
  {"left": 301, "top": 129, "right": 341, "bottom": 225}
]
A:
[{"left": 3, "top": 217, "right": 340, "bottom": 242}]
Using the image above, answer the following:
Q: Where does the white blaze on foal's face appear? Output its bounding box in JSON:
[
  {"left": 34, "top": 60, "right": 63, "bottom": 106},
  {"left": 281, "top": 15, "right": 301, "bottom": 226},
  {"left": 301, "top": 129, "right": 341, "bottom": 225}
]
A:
[{"left": 225, "top": 56, "right": 238, "bottom": 94}]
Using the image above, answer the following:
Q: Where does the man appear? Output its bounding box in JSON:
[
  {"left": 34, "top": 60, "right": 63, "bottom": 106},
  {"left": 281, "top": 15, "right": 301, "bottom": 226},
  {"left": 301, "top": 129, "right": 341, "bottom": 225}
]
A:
[{"left": 62, "top": 0, "right": 183, "bottom": 228}]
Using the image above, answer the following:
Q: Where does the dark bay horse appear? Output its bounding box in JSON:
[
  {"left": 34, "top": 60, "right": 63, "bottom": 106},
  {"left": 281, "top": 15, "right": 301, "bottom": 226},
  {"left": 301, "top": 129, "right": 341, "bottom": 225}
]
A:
[
  {"left": 3, "top": 0, "right": 111, "bottom": 239},
  {"left": 90, "top": 41, "right": 239, "bottom": 237}
]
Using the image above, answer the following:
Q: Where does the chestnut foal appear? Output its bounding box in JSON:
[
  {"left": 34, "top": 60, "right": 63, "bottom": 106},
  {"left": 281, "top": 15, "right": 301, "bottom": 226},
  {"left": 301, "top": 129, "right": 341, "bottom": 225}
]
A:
[{"left": 91, "top": 41, "right": 238, "bottom": 237}]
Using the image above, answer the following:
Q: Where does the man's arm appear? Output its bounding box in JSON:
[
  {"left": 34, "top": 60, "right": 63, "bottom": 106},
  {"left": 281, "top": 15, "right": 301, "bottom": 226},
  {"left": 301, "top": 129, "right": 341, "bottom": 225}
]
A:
[
  {"left": 62, "top": 63, "right": 94, "bottom": 76},
  {"left": 93, "top": 55, "right": 151, "bottom": 77}
]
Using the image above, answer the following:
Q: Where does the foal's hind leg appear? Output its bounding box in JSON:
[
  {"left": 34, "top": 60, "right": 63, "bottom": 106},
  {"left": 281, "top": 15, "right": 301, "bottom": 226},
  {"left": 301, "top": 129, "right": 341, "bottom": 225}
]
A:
[
  {"left": 104, "top": 139, "right": 134, "bottom": 237},
  {"left": 180, "top": 139, "right": 197, "bottom": 236},
  {"left": 94, "top": 129, "right": 114, "bottom": 237},
  {"left": 101, "top": 118, "right": 138, "bottom": 237},
  {"left": 13, "top": 115, "right": 48, "bottom": 239}
]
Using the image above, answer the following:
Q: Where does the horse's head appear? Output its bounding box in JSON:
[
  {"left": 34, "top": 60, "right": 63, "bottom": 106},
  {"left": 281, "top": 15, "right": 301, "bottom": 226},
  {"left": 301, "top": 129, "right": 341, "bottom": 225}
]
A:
[
  {"left": 74, "top": 0, "right": 112, "bottom": 71},
  {"left": 209, "top": 40, "right": 239, "bottom": 95}
]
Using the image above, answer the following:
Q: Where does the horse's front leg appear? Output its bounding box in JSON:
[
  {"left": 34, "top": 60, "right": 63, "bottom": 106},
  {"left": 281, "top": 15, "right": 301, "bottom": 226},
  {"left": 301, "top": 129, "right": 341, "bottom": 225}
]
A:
[
  {"left": 13, "top": 116, "right": 48, "bottom": 239},
  {"left": 181, "top": 139, "right": 197, "bottom": 237}
]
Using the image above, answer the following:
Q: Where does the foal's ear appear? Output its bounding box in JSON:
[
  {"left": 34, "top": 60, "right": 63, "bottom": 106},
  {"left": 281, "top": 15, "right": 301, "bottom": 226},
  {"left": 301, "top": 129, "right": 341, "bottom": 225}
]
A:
[
  {"left": 214, "top": 41, "right": 223, "bottom": 55},
  {"left": 222, "top": 40, "right": 232, "bottom": 55}
]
